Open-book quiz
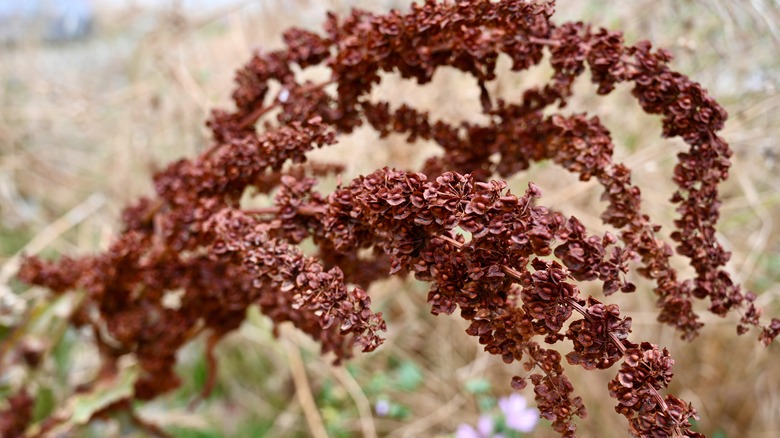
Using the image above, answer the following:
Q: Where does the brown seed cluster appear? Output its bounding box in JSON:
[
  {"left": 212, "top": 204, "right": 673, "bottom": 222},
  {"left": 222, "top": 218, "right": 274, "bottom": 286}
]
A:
[
  {"left": 0, "top": 389, "right": 33, "bottom": 437},
  {"left": 13, "top": 1, "right": 778, "bottom": 437}
]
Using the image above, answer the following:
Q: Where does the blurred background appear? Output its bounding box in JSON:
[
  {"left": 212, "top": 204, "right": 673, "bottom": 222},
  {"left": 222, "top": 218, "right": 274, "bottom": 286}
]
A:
[{"left": 0, "top": 0, "right": 778, "bottom": 436}]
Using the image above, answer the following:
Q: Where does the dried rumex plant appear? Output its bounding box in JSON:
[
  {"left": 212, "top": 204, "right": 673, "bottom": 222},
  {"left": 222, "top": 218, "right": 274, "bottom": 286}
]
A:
[{"left": 7, "top": 1, "right": 779, "bottom": 436}]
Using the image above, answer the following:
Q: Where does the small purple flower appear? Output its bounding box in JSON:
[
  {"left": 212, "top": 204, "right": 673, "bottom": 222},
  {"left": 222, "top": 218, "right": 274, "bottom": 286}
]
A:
[
  {"left": 455, "top": 423, "right": 481, "bottom": 438},
  {"left": 498, "top": 394, "right": 538, "bottom": 433},
  {"left": 456, "top": 414, "right": 496, "bottom": 438},
  {"left": 374, "top": 399, "right": 390, "bottom": 417}
]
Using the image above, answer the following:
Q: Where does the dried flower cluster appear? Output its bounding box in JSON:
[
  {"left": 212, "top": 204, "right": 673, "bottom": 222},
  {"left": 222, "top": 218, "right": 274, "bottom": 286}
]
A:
[{"left": 9, "top": 0, "right": 779, "bottom": 437}]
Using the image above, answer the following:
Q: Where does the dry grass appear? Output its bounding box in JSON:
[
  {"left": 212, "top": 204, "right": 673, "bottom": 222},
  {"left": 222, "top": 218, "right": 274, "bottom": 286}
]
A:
[{"left": 1, "top": 1, "right": 778, "bottom": 436}]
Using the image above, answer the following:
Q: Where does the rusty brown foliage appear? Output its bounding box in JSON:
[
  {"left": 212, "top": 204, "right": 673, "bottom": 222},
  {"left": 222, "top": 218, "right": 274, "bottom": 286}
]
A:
[{"left": 11, "top": 1, "right": 779, "bottom": 436}]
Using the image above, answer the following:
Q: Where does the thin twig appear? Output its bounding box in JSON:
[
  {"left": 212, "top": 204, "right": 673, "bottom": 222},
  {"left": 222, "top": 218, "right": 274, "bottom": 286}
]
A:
[
  {"left": 188, "top": 332, "right": 221, "bottom": 411},
  {"left": 238, "top": 80, "right": 336, "bottom": 129},
  {"left": 0, "top": 193, "right": 105, "bottom": 286},
  {"left": 283, "top": 327, "right": 329, "bottom": 438},
  {"left": 330, "top": 366, "right": 378, "bottom": 438}
]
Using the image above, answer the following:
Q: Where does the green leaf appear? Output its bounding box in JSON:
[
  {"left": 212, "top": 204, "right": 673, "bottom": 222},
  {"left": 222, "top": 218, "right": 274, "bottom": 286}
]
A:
[
  {"left": 464, "top": 378, "right": 491, "bottom": 395},
  {"left": 477, "top": 395, "right": 496, "bottom": 411},
  {"left": 365, "top": 373, "right": 387, "bottom": 395},
  {"left": 33, "top": 386, "right": 56, "bottom": 422},
  {"left": 27, "top": 293, "right": 78, "bottom": 335},
  {"left": 388, "top": 403, "right": 410, "bottom": 419},
  {"left": 318, "top": 379, "right": 338, "bottom": 405},
  {"left": 165, "top": 427, "right": 223, "bottom": 438},
  {"left": 394, "top": 361, "right": 423, "bottom": 391},
  {"left": 40, "top": 364, "right": 140, "bottom": 437},
  {"left": 70, "top": 365, "right": 139, "bottom": 424},
  {"left": 192, "top": 354, "right": 208, "bottom": 389},
  {"left": 346, "top": 363, "right": 360, "bottom": 377}
]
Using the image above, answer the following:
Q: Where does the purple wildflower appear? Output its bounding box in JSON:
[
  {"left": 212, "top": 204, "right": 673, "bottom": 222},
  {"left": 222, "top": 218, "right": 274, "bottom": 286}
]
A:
[
  {"left": 374, "top": 399, "right": 390, "bottom": 417},
  {"left": 498, "top": 394, "right": 538, "bottom": 433},
  {"left": 456, "top": 414, "right": 500, "bottom": 438}
]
